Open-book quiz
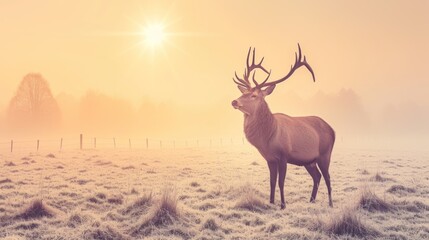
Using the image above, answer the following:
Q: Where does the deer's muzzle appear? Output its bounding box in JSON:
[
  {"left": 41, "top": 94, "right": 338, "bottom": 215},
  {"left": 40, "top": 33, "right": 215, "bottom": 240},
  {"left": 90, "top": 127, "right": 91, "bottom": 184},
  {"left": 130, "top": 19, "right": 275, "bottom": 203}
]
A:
[{"left": 232, "top": 100, "right": 240, "bottom": 109}]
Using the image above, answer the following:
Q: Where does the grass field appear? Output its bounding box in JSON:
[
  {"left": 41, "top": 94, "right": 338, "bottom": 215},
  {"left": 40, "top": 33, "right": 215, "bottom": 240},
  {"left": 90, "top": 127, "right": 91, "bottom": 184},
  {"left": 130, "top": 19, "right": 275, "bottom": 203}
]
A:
[{"left": 0, "top": 146, "right": 428, "bottom": 239}]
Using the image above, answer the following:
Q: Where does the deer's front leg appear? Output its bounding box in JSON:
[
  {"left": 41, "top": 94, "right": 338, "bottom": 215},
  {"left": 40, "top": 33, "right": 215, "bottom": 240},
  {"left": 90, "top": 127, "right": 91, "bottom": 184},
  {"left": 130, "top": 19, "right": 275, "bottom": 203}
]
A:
[
  {"left": 267, "top": 161, "right": 278, "bottom": 204},
  {"left": 278, "top": 159, "right": 287, "bottom": 209}
]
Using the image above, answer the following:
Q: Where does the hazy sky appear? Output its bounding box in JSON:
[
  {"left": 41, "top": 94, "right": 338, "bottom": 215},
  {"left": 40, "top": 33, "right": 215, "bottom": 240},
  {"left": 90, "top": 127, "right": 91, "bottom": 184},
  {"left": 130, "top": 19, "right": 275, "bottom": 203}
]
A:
[{"left": 1, "top": 1, "right": 428, "bottom": 109}]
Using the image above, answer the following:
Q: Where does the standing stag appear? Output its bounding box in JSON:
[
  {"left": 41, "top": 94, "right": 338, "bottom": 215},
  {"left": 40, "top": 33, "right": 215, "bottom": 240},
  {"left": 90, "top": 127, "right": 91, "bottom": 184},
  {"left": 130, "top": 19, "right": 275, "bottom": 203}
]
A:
[{"left": 231, "top": 44, "right": 335, "bottom": 209}]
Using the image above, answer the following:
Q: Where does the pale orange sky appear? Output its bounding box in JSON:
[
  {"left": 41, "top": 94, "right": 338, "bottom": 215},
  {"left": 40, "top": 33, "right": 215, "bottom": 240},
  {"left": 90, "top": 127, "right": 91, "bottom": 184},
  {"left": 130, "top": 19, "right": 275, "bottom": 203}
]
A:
[
  {"left": 1, "top": 1, "right": 429, "bottom": 144},
  {"left": 1, "top": 1, "right": 428, "bottom": 108}
]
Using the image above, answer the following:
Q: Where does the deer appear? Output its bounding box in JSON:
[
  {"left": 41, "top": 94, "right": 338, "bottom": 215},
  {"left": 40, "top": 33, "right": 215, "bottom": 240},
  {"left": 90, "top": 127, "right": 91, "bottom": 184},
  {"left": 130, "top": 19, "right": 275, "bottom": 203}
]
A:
[{"left": 231, "top": 44, "right": 335, "bottom": 209}]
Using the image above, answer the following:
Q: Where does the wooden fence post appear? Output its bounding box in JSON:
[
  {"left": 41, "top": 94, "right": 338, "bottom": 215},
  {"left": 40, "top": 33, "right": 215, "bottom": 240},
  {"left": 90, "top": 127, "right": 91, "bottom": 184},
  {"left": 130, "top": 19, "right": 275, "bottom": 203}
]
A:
[
  {"left": 60, "top": 138, "right": 63, "bottom": 151},
  {"left": 37, "top": 140, "right": 39, "bottom": 151},
  {"left": 146, "top": 138, "right": 149, "bottom": 149},
  {"left": 10, "top": 140, "right": 13, "bottom": 153},
  {"left": 113, "top": 138, "right": 116, "bottom": 149},
  {"left": 160, "top": 140, "right": 162, "bottom": 148},
  {"left": 80, "top": 134, "right": 83, "bottom": 150},
  {"left": 94, "top": 138, "right": 96, "bottom": 149},
  {"left": 129, "top": 139, "right": 131, "bottom": 149}
]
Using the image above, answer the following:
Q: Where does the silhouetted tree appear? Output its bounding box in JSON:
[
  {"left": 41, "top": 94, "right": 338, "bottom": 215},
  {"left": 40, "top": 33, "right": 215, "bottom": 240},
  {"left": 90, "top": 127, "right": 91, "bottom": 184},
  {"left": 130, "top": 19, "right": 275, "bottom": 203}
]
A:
[
  {"left": 78, "top": 91, "right": 136, "bottom": 134},
  {"left": 8, "top": 73, "right": 60, "bottom": 130}
]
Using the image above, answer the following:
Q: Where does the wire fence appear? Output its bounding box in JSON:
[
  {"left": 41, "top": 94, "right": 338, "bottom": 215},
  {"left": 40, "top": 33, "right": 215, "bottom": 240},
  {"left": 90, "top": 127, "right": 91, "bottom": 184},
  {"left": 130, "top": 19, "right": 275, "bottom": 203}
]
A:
[{"left": 0, "top": 134, "right": 249, "bottom": 153}]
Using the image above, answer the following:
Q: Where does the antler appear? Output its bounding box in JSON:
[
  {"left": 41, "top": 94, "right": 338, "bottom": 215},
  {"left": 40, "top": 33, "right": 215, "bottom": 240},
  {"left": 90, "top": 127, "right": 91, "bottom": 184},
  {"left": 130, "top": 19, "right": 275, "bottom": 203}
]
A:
[
  {"left": 256, "top": 43, "right": 315, "bottom": 89},
  {"left": 233, "top": 43, "right": 315, "bottom": 90},
  {"left": 233, "top": 47, "right": 271, "bottom": 89}
]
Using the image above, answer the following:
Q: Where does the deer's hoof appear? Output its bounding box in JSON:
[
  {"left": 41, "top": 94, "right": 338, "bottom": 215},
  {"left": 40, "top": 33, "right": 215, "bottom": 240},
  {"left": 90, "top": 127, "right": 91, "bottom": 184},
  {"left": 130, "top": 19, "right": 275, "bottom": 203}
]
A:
[
  {"left": 270, "top": 200, "right": 274, "bottom": 204},
  {"left": 280, "top": 203, "right": 286, "bottom": 210}
]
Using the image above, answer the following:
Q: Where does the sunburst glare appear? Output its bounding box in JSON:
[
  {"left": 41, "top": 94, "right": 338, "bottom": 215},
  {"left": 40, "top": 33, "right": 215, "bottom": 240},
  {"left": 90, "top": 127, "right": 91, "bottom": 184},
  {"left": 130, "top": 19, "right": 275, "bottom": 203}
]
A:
[{"left": 142, "top": 22, "right": 166, "bottom": 49}]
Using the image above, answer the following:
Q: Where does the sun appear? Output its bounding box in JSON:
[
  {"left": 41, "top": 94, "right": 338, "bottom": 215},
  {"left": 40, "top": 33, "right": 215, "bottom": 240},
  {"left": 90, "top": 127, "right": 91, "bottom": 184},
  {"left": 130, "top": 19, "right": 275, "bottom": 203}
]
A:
[{"left": 142, "top": 22, "right": 166, "bottom": 49}]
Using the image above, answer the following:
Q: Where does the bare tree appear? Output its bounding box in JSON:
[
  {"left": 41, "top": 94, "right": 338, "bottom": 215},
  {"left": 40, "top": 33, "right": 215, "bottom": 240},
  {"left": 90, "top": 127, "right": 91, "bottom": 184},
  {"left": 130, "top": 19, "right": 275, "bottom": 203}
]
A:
[{"left": 8, "top": 73, "right": 60, "bottom": 130}]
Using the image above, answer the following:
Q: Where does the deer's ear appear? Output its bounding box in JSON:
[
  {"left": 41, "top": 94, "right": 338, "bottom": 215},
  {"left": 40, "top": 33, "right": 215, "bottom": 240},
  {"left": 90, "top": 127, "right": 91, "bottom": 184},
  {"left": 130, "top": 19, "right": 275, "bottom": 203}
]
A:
[
  {"left": 237, "top": 85, "right": 248, "bottom": 93},
  {"left": 262, "top": 85, "right": 275, "bottom": 96}
]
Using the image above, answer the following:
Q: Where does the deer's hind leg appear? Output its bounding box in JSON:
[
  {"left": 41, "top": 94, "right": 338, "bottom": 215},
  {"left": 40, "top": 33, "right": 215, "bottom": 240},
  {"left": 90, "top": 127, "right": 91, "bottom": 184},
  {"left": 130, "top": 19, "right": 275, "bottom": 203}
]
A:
[
  {"left": 305, "top": 163, "right": 321, "bottom": 203},
  {"left": 317, "top": 154, "right": 333, "bottom": 207}
]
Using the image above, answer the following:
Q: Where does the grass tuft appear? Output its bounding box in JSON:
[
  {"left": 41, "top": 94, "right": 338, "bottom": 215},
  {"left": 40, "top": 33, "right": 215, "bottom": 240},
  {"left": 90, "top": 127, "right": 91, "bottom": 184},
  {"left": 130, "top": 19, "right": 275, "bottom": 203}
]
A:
[
  {"left": 202, "top": 218, "right": 219, "bottom": 231},
  {"left": 130, "top": 188, "right": 139, "bottom": 195},
  {"left": 67, "top": 212, "right": 93, "bottom": 228},
  {"left": 107, "top": 195, "right": 124, "bottom": 205},
  {"left": 146, "top": 189, "right": 180, "bottom": 226},
  {"left": 357, "top": 188, "right": 396, "bottom": 212},
  {"left": 131, "top": 188, "right": 180, "bottom": 235},
  {"left": 387, "top": 185, "right": 416, "bottom": 196},
  {"left": 122, "top": 192, "right": 153, "bottom": 216},
  {"left": 15, "top": 199, "right": 56, "bottom": 220},
  {"left": 266, "top": 223, "right": 281, "bottom": 233},
  {"left": 370, "top": 172, "right": 392, "bottom": 182},
  {"left": 235, "top": 185, "right": 268, "bottom": 212},
  {"left": 96, "top": 192, "right": 107, "bottom": 199},
  {"left": 14, "top": 222, "right": 39, "bottom": 230},
  {"left": 198, "top": 202, "right": 216, "bottom": 211},
  {"left": 4, "top": 161, "right": 16, "bottom": 167},
  {"left": 190, "top": 181, "right": 200, "bottom": 187},
  {"left": 88, "top": 197, "right": 102, "bottom": 204},
  {"left": 324, "top": 207, "right": 380, "bottom": 237},
  {"left": 393, "top": 200, "right": 429, "bottom": 213},
  {"left": 83, "top": 224, "right": 127, "bottom": 240},
  {"left": 121, "top": 165, "right": 135, "bottom": 170},
  {"left": 0, "top": 178, "right": 12, "bottom": 184}
]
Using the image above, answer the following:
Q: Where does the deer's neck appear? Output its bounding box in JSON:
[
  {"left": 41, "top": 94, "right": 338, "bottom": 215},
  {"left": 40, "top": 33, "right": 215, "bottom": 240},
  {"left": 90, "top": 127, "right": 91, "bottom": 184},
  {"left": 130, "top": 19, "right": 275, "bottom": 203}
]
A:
[{"left": 244, "top": 102, "right": 275, "bottom": 147}]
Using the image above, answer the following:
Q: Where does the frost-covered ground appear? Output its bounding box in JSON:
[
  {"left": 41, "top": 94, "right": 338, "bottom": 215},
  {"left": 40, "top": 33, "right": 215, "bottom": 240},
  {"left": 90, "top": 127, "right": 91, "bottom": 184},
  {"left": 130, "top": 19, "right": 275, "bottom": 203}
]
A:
[{"left": 0, "top": 146, "right": 428, "bottom": 239}]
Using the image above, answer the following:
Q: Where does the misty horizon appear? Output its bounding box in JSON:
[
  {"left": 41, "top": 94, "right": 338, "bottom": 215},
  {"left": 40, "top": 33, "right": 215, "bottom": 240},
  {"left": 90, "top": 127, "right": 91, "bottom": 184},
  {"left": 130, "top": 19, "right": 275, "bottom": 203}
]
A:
[{"left": 1, "top": 76, "right": 428, "bottom": 151}]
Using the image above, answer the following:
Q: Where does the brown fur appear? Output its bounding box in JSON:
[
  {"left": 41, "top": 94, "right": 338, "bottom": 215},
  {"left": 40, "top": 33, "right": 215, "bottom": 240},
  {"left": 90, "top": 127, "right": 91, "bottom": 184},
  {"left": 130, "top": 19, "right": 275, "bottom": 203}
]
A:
[{"left": 233, "top": 88, "right": 335, "bottom": 209}]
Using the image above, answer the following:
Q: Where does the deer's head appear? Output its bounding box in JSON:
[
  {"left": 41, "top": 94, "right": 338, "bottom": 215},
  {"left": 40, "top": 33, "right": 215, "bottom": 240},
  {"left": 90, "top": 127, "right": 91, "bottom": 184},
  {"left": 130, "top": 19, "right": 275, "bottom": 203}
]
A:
[{"left": 231, "top": 44, "right": 316, "bottom": 116}]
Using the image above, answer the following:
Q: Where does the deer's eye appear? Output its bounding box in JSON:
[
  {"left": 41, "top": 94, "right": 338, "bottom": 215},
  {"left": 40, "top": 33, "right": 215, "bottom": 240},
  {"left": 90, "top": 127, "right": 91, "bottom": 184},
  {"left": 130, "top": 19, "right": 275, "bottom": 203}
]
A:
[{"left": 251, "top": 95, "right": 257, "bottom": 99}]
